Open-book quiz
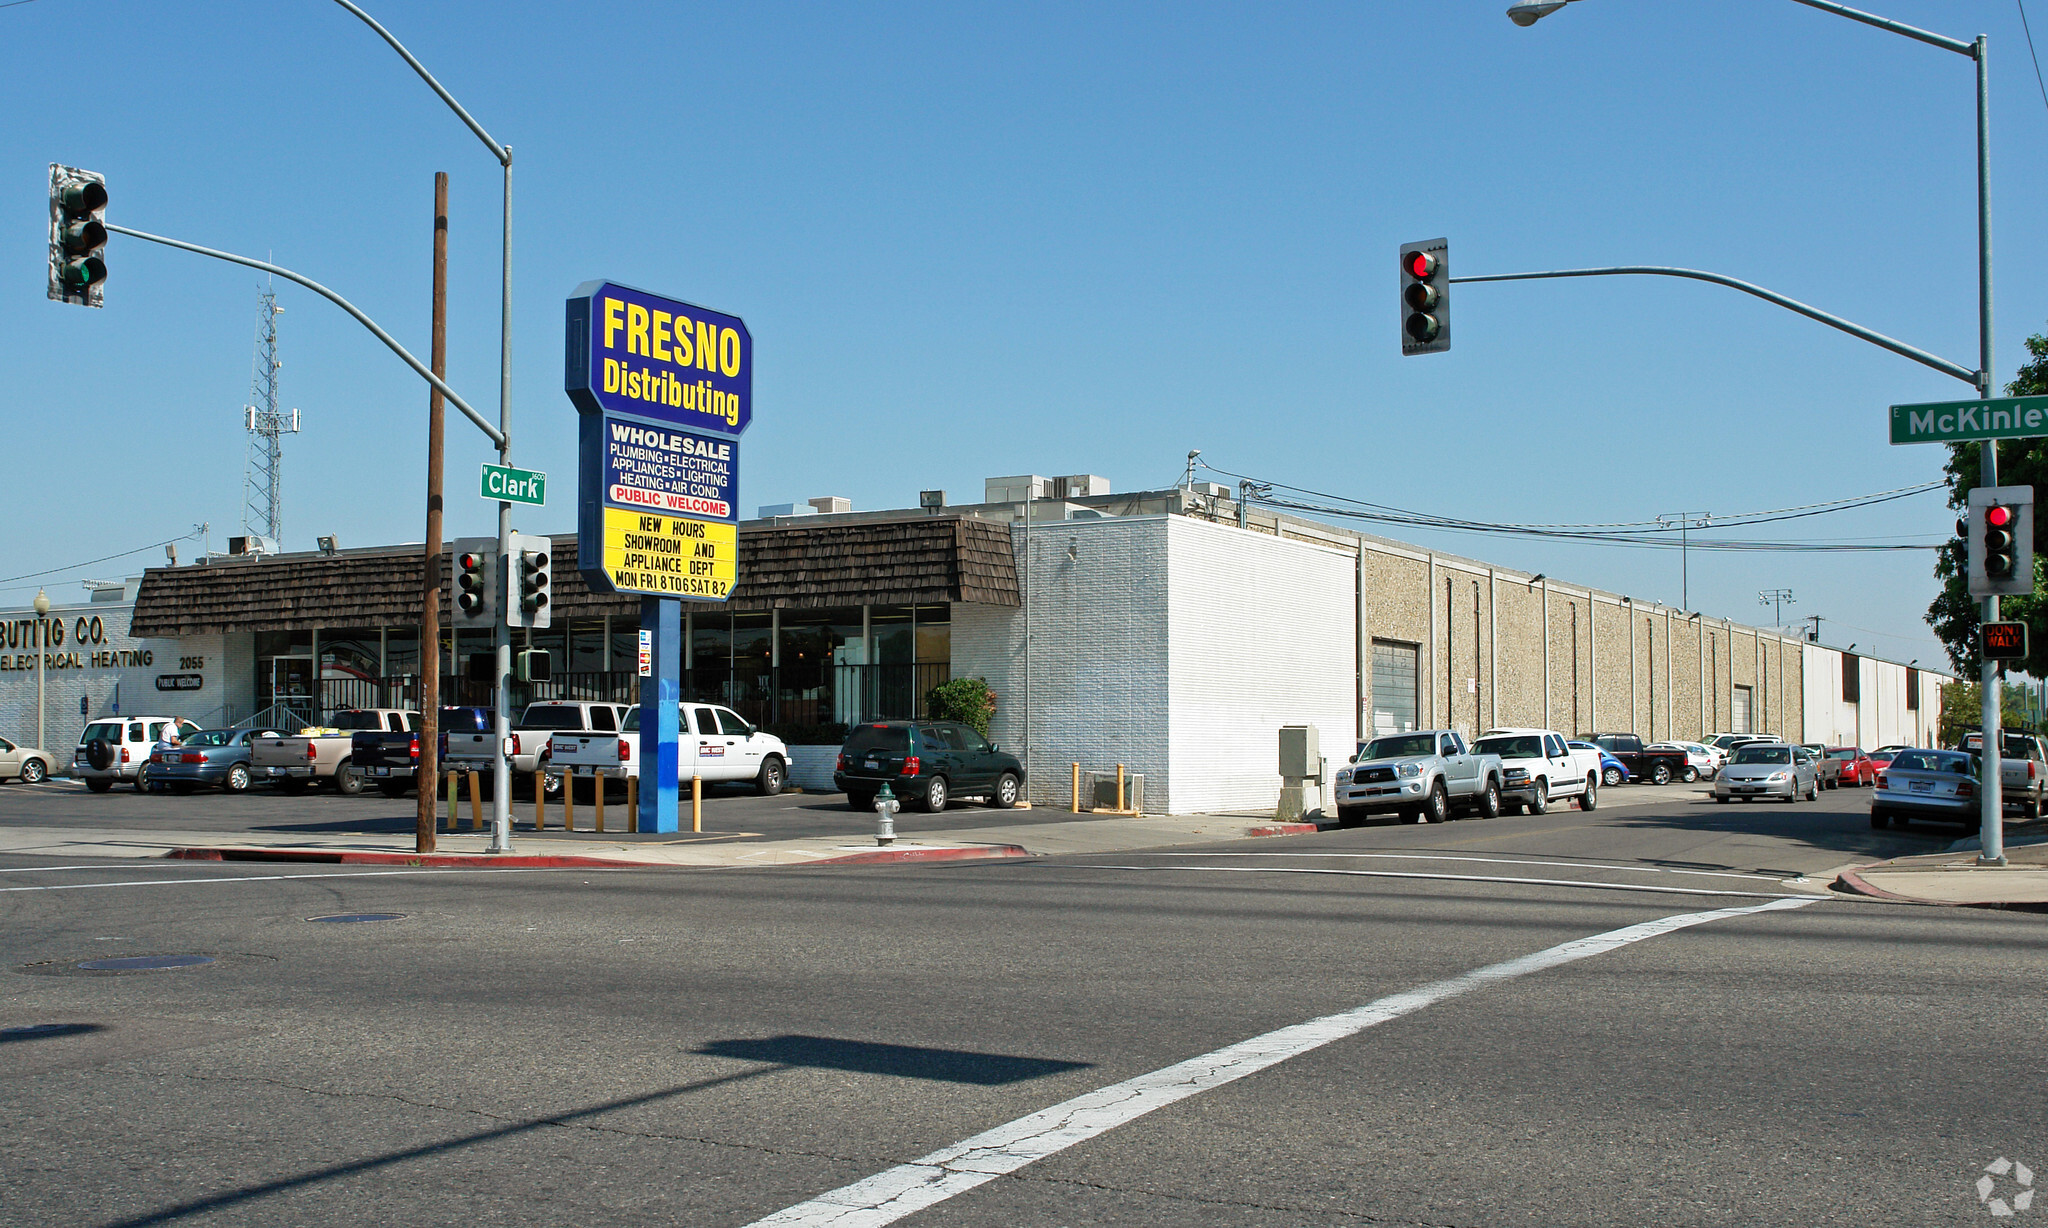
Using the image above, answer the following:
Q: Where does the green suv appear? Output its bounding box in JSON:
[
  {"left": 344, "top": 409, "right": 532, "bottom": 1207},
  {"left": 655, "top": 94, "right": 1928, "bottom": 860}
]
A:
[{"left": 834, "top": 721, "right": 1025, "bottom": 813}]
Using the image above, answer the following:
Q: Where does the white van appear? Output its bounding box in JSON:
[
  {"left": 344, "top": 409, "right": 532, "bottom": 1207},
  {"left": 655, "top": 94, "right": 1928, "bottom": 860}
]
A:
[{"left": 74, "top": 716, "right": 201, "bottom": 792}]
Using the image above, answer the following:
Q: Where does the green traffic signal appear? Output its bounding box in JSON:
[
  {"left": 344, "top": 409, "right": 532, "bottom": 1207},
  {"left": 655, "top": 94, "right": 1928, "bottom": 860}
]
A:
[{"left": 48, "top": 164, "right": 108, "bottom": 307}]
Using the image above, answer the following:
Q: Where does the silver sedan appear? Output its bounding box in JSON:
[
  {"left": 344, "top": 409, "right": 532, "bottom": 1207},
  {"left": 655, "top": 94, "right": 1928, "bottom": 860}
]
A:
[{"left": 1712, "top": 743, "right": 1819, "bottom": 804}]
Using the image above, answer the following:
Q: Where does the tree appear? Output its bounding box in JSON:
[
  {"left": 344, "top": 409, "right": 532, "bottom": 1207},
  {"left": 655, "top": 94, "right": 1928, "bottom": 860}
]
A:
[
  {"left": 1937, "top": 679, "right": 2038, "bottom": 745},
  {"left": 1927, "top": 325, "right": 2048, "bottom": 676},
  {"left": 926, "top": 676, "right": 996, "bottom": 738}
]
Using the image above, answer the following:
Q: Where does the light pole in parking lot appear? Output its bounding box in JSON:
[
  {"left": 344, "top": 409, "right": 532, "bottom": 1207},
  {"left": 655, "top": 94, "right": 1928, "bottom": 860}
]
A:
[
  {"left": 32, "top": 589, "right": 49, "bottom": 753},
  {"left": 1503, "top": 0, "right": 2007, "bottom": 862}
]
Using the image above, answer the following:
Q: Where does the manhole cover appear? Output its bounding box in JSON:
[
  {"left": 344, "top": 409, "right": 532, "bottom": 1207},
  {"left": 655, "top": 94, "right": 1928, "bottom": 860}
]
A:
[
  {"left": 307, "top": 913, "right": 405, "bottom": 924},
  {"left": 74, "top": 954, "right": 215, "bottom": 972}
]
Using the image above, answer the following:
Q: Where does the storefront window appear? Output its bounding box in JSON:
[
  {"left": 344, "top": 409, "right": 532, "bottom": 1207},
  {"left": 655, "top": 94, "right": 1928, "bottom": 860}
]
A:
[
  {"left": 383, "top": 628, "right": 420, "bottom": 677},
  {"left": 730, "top": 613, "right": 773, "bottom": 723},
  {"left": 778, "top": 610, "right": 853, "bottom": 728},
  {"left": 611, "top": 620, "right": 639, "bottom": 676},
  {"left": 689, "top": 611, "right": 731, "bottom": 705},
  {"left": 569, "top": 619, "right": 606, "bottom": 673}
]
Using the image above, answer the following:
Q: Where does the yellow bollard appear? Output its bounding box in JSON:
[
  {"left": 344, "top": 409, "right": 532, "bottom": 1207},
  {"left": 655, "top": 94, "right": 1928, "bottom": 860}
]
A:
[
  {"left": 445, "top": 769, "right": 458, "bottom": 831},
  {"left": 563, "top": 772, "right": 575, "bottom": 832},
  {"left": 692, "top": 773, "right": 702, "bottom": 833},
  {"left": 533, "top": 767, "right": 545, "bottom": 830},
  {"left": 1071, "top": 762, "right": 1081, "bottom": 813},
  {"left": 594, "top": 770, "right": 606, "bottom": 834},
  {"left": 627, "top": 774, "right": 639, "bottom": 834},
  {"left": 467, "top": 770, "right": 482, "bottom": 830},
  {"left": 1117, "top": 763, "right": 1127, "bottom": 811}
]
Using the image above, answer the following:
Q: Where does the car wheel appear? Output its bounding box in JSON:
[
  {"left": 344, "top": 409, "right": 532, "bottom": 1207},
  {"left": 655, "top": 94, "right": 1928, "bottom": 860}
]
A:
[
  {"left": 1424, "top": 781, "right": 1450, "bottom": 823},
  {"left": 989, "top": 771, "right": 1021, "bottom": 809},
  {"left": 1651, "top": 763, "right": 1672, "bottom": 786},
  {"left": 223, "top": 764, "right": 251, "bottom": 793},
  {"left": 1805, "top": 779, "right": 1819, "bottom": 802},
  {"left": 1603, "top": 766, "right": 1624, "bottom": 788},
  {"left": 333, "top": 761, "right": 365, "bottom": 796},
  {"left": 756, "top": 755, "right": 787, "bottom": 797},
  {"left": 1870, "top": 808, "right": 1890, "bottom": 829},
  {"left": 1682, "top": 766, "right": 1699, "bottom": 784},
  {"left": 539, "top": 759, "right": 562, "bottom": 797},
  {"left": 921, "top": 776, "right": 949, "bottom": 813},
  {"left": 1578, "top": 775, "right": 1599, "bottom": 811},
  {"left": 1336, "top": 804, "right": 1365, "bottom": 827},
  {"left": 134, "top": 768, "right": 150, "bottom": 792},
  {"left": 19, "top": 759, "right": 45, "bottom": 784},
  {"left": 86, "top": 778, "right": 112, "bottom": 793},
  {"left": 1474, "top": 780, "right": 1501, "bottom": 820},
  {"left": 1527, "top": 779, "right": 1549, "bottom": 816},
  {"left": 845, "top": 790, "right": 875, "bottom": 812}
]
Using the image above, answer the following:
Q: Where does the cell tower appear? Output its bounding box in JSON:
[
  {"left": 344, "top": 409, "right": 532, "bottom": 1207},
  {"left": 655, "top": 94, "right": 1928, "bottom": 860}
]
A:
[{"left": 241, "top": 284, "right": 299, "bottom": 549}]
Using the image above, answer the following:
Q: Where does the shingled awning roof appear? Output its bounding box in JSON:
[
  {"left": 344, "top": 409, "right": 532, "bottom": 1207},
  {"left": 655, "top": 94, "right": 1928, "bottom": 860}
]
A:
[{"left": 130, "top": 516, "right": 1019, "bottom": 637}]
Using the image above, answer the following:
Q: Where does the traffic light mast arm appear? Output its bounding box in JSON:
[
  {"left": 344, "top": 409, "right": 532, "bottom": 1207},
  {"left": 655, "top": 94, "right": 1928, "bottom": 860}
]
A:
[
  {"left": 101, "top": 222, "right": 507, "bottom": 451},
  {"left": 1448, "top": 265, "right": 1978, "bottom": 387}
]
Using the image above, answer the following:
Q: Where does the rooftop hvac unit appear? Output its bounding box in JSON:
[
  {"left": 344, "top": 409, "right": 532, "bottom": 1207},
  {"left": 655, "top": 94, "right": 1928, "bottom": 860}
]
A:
[
  {"left": 1190, "top": 481, "right": 1230, "bottom": 498},
  {"left": 985, "top": 474, "right": 1047, "bottom": 504},
  {"left": 1053, "top": 474, "right": 1109, "bottom": 499}
]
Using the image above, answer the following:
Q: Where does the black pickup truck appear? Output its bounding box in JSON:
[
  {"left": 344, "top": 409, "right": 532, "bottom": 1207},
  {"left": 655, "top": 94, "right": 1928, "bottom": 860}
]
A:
[
  {"left": 1579, "top": 733, "right": 1692, "bottom": 785},
  {"left": 353, "top": 707, "right": 500, "bottom": 798}
]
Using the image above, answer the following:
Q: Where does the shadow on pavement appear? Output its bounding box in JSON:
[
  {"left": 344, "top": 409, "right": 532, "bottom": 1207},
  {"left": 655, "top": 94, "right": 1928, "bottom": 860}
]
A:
[{"left": 696, "top": 1034, "right": 1092, "bottom": 1085}]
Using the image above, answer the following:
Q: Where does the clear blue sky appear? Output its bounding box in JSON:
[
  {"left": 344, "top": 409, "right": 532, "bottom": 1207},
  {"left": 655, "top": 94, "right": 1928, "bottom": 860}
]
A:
[{"left": 7, "top": 0, "right": 2045, "bottom": 670}]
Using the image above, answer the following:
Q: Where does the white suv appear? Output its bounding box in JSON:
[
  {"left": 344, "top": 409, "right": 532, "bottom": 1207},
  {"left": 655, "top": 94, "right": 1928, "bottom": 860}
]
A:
[{"left": 75, "top": 716, "right": 201, "bottom": 793}]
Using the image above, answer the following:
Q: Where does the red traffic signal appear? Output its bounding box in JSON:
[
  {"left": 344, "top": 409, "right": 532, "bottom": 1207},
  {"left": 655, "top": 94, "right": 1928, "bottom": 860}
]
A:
[
  {"left": 1399, "top": 239, "right": 1449, "bottom": 356},
  {"left": 1404, "top": 250, "right": 1437, "bottom": 280},
  {"left": 1988, "top": 505, "right": 2013, "bottom": 528}
]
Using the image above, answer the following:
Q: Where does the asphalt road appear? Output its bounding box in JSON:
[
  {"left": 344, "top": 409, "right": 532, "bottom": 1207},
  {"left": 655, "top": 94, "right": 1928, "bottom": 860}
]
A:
[{"left": 2, "top": 782, "right": 2042, "bottom": 1226}]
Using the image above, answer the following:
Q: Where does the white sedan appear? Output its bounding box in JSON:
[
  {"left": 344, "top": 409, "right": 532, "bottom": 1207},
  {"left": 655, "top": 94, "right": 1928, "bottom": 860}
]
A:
[{"left": 1649, "top": 741, "right": 1720, "bottom": 782}]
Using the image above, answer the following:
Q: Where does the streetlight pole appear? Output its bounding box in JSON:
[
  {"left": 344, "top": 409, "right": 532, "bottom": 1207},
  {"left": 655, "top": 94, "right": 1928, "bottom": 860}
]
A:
[
  {"left": 32, "top": 589, "right": 50, "bottom": 752},
  {"left": 1505, "top": 0, "right": 2004, "bottom": 861},
  {"left": 1758, "top": 588, "right": 1795, "bottom": 631},
  {"left": 1658, "top": 511, "right": 1710, "bottom": 609},
  {"left": 332, "top": 1, "right": 518, "bottom": 854}
]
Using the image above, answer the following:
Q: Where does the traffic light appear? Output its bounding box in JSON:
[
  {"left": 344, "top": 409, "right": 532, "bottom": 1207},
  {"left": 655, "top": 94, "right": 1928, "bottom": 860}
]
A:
[
  {"left": 516, "top": 648, "right": 552, "bottom": 683},
  {"left": 507, "top": 531, "right": 551, "bottom": 628},
  {"left": 1399, "top": 238, "right": 1449, "bottom": 355},
  {"left": 1968, "top": 485, "right": 2036, "bottom": 598},
  {"left": 48, "top": 164, "right": 108, "bottom": 308},
  {"left": 451, "top": 537, "right": 497, "bottom": 626}
]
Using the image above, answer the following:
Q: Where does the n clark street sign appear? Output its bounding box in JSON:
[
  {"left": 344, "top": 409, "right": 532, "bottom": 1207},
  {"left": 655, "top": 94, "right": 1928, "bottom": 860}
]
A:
[{"left": 1891, "top": 396, "right": 2048, "bottom": 445}]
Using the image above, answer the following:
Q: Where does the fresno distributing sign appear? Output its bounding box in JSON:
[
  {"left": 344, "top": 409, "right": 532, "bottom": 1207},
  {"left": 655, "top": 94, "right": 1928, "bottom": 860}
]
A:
[
  {"left": 567, "top": 281, "right": 750, "bottom": 601},
  {"left": 1891, "top": 396, "right": 2048, "bottom": 445}
]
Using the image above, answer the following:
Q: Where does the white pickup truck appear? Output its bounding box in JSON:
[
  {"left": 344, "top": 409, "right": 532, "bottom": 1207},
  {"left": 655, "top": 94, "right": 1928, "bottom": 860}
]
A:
[
  {"left": 549, "top": 703, "right": 793, "bottom": 796},
  {"left": 250, "top": 709, "right": 418, "bottom": 795},
  {"left": 1473, "top": 728, "right": 1603, "bottom": 814},
  {"left": 1335, "top": 729, "right": 1505, "bottom": 825}
]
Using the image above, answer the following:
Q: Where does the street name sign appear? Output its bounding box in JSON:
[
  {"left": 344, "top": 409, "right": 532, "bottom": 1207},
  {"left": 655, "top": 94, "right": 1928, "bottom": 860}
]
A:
[
  {"left": 481, "top": 463, "right": 546, "bottom": 506},
  {"left": 1891, "top": 396, "right": 2048, "bottom": 445}
]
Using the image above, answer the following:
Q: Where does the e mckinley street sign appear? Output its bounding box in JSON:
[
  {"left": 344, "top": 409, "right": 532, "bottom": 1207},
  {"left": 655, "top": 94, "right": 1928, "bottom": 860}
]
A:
[
  {"left": 1891, "top": 396, "right": 2048, "bottom": 445},
  {"left": 481, "top": 463, "right": 546, "bottom": 506}
]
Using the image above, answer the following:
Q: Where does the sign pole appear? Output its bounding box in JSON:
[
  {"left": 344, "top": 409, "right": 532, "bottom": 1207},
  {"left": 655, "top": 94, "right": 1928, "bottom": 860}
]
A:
[{"left": 639, "top": 597, "right": 681, "bottom": 834}]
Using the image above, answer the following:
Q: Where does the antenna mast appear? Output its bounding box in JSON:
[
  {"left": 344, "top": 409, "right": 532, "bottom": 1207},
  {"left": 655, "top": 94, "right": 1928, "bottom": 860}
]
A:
[{"left": 241, "top": 283, "right": 299, "bottom": 548}]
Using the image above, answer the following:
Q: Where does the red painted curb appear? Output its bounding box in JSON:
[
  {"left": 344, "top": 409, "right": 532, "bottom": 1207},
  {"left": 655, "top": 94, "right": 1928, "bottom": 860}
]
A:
[
  {"left": 806, "top": 844, "right": 1032, "bottom": 866},
  {"left": 1832, "top": 868, "right": 1933, "bottom": 904},
  {"left": 1241, "top": 822, "right": 1326, "bottom": 838},
  {"left": 165, "top": 847, "right": 656, "bottom": 870}
]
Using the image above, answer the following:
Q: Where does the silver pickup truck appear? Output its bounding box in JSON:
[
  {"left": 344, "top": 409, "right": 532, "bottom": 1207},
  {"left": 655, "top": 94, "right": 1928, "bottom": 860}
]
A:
[
  {"left": 1957, "top": 730, "right": 2047, "bottom": 818},
  {"left": 1334, "top": 729, "right": 1505, "bottom": 825}
]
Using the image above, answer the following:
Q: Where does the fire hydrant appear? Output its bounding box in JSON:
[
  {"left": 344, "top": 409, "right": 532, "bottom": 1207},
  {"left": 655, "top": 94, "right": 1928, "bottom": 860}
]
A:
[{"left": 873, "top": 781, "right": 899, "bottom": 846}]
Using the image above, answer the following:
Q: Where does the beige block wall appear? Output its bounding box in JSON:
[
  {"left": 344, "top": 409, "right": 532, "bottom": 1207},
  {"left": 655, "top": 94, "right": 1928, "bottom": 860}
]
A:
[{"left": 1359, "top": 549, "right": 1432, "bottom": 728}]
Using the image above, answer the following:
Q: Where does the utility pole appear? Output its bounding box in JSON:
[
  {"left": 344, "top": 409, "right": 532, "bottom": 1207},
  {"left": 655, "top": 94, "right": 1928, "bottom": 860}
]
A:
[
  {"left": 1758, "top": 588, "right": 1795, "bottom": 630},
  {"left": 416, "top": 172, "right": 448, "bottom": 856},
  {"left": 1658, "top": 511, "right": 1710, "bottom": 608},
  {"left": 1805, "top": 614, "right": 1824, "bottom": 643}
]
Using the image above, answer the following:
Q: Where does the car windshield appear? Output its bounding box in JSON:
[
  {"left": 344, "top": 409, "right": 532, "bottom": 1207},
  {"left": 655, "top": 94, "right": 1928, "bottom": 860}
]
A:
[
  {"left": 1361, "top": 734, "right": 1437, "bottom": 760},
  {"left": 1826, "top": 749, "right": 1858, "bottom": 761},
  {"left": 842, "top": 725, "right": 911, "bottom": 755},
  {"left": 1475, "top": 735, "right": 1542, "bottom": 759},
  {"left": 441, "top": 707, "right": 489, "bottom": 733},
  {"left": 184, "top": 730, "right": 236, "bottom": 747},
  {"left": 1732, "top": 746, "right": 1790, "bottom": 765},
  {"left": 1890, "top": 751, "right": 1971, "bottom": 774},
  {"left": 520, "top": 706, "right": 593, "bottom": 730}
]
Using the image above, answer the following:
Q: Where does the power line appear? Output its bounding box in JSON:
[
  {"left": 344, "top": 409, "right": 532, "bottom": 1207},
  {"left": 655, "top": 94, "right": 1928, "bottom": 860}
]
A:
[
  {"left": 0, "top": 532, "right": 201, "bottom": 587},
  {"left": 2020, "top": 0, "right": 2048, "bottom": 118}
]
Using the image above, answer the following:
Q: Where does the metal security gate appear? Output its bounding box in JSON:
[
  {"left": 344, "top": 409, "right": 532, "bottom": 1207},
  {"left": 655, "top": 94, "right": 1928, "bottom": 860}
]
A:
[
  {"left": 1732, "top": 685, "right": 1753, "bottom": 734},
  {"left": 1371, "top": 639, "right": 1420, "bottom": 735}
]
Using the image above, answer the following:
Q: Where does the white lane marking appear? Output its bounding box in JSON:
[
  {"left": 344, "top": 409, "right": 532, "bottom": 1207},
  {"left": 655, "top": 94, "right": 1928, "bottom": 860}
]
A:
[
  {"left": 742, "top": 896, "right": 1823, "bottom": 1227},
  {"left": 1053, "top": 863, "right": 1814, "bottom": 899},
  {"left": 1116, "top": 851, "right": 1786, "bottom": 883},
  {"left": 0, "top": 867, "right": 609, "bottom": 893}
]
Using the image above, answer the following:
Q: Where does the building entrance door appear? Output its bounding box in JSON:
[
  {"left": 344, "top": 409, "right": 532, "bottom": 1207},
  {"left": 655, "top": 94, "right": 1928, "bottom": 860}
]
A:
[{"left": 270, "top": 657, "right": 314, "bottom": 709}]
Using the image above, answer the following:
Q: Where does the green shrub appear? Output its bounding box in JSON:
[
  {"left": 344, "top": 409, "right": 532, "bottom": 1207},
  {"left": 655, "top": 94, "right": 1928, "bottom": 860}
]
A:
[{"left": 926, "top": 676, "right": 995, "bottom": 738}]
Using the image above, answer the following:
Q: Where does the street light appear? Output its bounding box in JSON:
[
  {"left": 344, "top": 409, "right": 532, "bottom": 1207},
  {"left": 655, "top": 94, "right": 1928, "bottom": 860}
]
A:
[
  {"left": 32, "top": 588, "right": 49, "bottom": 752},
  {"left": 1506, "top": 0, "right": 2010, "bottom": 867}
]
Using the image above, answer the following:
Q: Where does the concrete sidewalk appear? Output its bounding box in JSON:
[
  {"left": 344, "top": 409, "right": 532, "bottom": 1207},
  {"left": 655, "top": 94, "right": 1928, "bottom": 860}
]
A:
[
  {"left": 1835, "top": 836, "right": 2048, "bottom": 909},
  {"left": 0, "top": 811, "right": 1338, "bottom": 870}
]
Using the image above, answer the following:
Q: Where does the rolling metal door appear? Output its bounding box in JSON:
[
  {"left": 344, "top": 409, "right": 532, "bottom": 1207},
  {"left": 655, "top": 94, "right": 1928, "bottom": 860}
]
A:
[{"left": 1371, "top": 640, "right": 1420, "bottom": 735}]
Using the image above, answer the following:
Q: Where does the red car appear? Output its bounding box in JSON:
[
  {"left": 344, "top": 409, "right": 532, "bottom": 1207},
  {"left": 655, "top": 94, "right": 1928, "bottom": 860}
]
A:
[{"left": 1825, "top": 746, "right": 1876, "bottom": 787}]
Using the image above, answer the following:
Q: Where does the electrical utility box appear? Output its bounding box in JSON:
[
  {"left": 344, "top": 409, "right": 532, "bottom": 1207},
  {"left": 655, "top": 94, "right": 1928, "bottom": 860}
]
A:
[
  {"left": 1968, "top": 485, "right": 2036, "bottom": 598},
  {"left": 1279, "top": 725, "right": 1322, "bottom": 781}
]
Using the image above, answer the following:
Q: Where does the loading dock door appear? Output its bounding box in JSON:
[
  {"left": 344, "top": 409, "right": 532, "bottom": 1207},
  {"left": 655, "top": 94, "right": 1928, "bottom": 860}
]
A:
[
  {"left": 1371, "top": 639, "right": 1420, "bottom": 735},
  {"left": 1732, "top": 685, "right": 1752, "bottom": 734}
]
